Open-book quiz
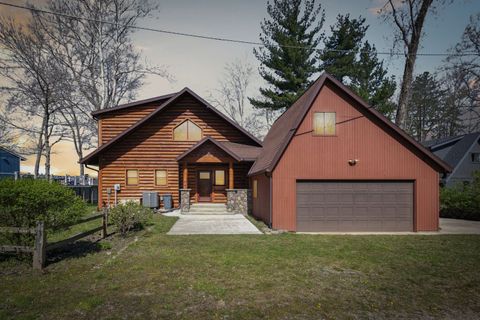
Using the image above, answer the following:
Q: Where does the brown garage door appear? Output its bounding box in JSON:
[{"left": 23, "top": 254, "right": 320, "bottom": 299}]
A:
[{"left": 296, "top": 181, "right": 413, "bottom": 232}]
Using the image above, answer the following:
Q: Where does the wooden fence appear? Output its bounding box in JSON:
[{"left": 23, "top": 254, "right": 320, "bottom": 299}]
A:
[{"left": 0, "top": 209, "right": 108, "bottom": 270}]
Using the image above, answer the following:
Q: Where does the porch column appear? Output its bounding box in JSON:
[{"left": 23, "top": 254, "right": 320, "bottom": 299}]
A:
[
  {"left": 229, "top": 160, "right": 234, "bottom": 189},
  {"left": 183, "top": 162, "right": 188, "bottom": 189}
]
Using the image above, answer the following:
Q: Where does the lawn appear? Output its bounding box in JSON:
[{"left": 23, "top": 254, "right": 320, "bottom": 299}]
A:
[{"left": 1, "top": 215, "right": 480, "bottom": 319}]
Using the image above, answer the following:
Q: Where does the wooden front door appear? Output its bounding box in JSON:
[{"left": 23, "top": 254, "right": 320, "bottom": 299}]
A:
[{"left": 198, "top": 171, "right": 212, "bottom": 202}]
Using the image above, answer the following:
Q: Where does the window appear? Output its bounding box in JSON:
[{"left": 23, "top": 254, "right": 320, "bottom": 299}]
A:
[
  {"left": 253, "top": 179, "right": 258, "bottom": 199},
  {"left": 472, "top": 153, "right": 480, "bottom": 163},
  {"left": 155, "top": 170, "right": 167, "bottom": 186},
  {"left": 173, "top": 120, "right": 202, "bottom": 141},
  {"left": 199, "top": 171, "right": 210, "bottom": 180},
  {"left": 215, "top": 170, "right": 225, "bottom": 186},
  {"left": 313, "top": 112, "right": 336, "bottom": 136},
  {"left": 126, "top": 169, "right": 138, "bottom": 185}
]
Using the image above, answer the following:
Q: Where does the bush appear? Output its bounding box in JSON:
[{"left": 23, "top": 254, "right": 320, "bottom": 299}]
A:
[
  {"left": 0, "top": 179, "right": 88, "bottom": 231},
  {"left": 440, "top": 172, "right": 480, "bottom": 221},
  {"left": 109, "top": 201, "right": 152, "bottom": 236}
]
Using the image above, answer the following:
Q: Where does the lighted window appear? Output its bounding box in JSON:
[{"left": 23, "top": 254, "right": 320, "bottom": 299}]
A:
[
  {"left": 126, "top": 170, "right": 138, "bottom": 185},
  {"left": 253, "top": 179, "right": 258, "bottom": 199},
  {"left": 155, "top": 170, "right": 167, "bottom": 186},
  {"left": 313, "top": 112, "right": 336, "bottom": 136},
  {"left": 199, "top": 171, "right": 210, "bottom": 180},
  {"left": 173, "top": 120, "right": 202, "bottom": 141},
  {"left": 215, "top": 170, "right": 225, "bottom": 186}
]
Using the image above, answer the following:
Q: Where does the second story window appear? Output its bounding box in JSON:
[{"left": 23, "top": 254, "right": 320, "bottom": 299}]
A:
[
  {"left": 472, "top": 153, "right": 480, "bottom": 163},
  {"left": 173, "top": 120, "right": 202, "bottom": 141},
  {"left": 313, "top": 112, "right": 336, "bottom": 136}
]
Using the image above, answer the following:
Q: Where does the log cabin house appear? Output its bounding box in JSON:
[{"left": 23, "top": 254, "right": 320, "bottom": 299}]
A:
[{"left": 81, "top": 73, "right": 451, "bottom": 232}]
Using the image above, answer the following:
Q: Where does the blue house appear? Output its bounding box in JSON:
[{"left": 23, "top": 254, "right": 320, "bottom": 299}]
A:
[{"left": 0, "top": 146, "right": 26, "bottom": 179}]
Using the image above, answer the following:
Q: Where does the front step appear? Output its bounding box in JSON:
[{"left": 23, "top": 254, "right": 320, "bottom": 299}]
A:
[{"left": 187, "top": 203, "right": 232, "bottom": 215}]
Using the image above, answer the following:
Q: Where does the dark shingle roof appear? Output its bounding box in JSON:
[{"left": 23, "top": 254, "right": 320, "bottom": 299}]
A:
[
  {"left": 426, "top": 132, "right": 480, "bottom": 168},
  {"left": 0, "top": 146, "right": 26, "bottom": 161},
  {"left": 249, "top": 72, "right": 452, "bottom": 176}
]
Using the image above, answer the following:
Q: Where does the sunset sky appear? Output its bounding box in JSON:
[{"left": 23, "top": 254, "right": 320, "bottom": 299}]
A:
[{"left": 0, "top": 0, "right": 479, "bottom": 177}]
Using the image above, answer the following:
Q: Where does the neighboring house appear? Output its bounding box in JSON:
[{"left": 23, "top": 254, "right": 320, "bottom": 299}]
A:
[
  {"left": 0, "top": 146, "right": 25, "bottom": 179},
  {"left": 81, "top": 73, "right": 451, "bottom": 233},
  {"left": 423, "top": 132, "right": 480, "bottom": 186}
]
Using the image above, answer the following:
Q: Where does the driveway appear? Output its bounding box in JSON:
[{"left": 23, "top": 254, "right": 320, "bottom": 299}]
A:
[
  {"left": 167, "top": 213, "right": 262, "bottom": 235},
  {"left": 439, "top": 218, "right": 480, "bottom": 234}
]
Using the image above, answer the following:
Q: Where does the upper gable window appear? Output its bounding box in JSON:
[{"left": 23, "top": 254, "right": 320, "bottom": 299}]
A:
[
  {"left": 472, "top": 153, "right": 480, "bottom": 163},
  {"left": 313, "top": 112, "right": 336, "bottom": 136},
  {"left": 173, "top": 120, "right": 202, "bottom": 141}
]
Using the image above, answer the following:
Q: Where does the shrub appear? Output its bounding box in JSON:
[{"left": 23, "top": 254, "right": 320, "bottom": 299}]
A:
[
  {"left": 0, "top": 178, "right": 88, "bottom": 231},
  {"left": 109, "top": 201, "right": 152, "bottom": 236},
  {"left": 440, "top": 171, "right": 480, "bottom": 221}
]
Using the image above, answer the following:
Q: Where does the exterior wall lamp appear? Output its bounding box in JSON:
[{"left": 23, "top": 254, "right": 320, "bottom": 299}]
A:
[{"left": 348, "top": 159, "right": 359, "bottom": 166}]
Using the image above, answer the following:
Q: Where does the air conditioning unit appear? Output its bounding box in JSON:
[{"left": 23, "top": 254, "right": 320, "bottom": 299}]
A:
[{"left": 142, "top": 192, "right": 159, "bottom": 208}]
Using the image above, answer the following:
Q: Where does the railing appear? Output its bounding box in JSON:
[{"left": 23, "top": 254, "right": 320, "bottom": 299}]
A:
[{"left": 0, "top": 209, "right": 109, "bottom": 270}]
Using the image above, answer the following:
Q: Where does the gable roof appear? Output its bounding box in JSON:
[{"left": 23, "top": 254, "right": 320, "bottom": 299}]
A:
[
  {"left": 0, "top": 146, "right": 26, "bottom": 161},
  {"left": 176, "top": 137, "right": 262, "bottom": 162},
  {"left": 425, "top": 132, "right": 480, "bottom": 168},
  {"left": 80, "top": 88, "right": 262, "bottom": 165},
  {"left": 249, "top": 72, "right": 452, "bottom": 176},
  {"left": 91, "top": 93, "right": 176, "bottom": 119}
]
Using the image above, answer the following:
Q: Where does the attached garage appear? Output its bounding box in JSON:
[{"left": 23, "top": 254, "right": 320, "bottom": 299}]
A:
[{"left": 296, "top": 181, "right": 414, "bottom": 232}]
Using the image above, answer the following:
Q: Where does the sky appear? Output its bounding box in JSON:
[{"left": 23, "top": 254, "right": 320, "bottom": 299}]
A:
[{"left": 0, "top": 0, "right": 479, "bottom": 176}]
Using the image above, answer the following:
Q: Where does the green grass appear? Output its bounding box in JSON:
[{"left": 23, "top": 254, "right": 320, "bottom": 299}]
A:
[{"left": 1, "top": 214, "right": 480, "bottom": 319}]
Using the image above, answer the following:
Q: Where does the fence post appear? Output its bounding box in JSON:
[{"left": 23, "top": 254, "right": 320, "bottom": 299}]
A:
[
  {"left": 33, "top": 221, "right": 46, "bottom": 270},
  {"left": 102, "top": 207, "right": 108, "bottom": 239}
]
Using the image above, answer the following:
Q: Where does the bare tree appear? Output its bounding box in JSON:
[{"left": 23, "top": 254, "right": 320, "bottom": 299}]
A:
[
  {"left": 381, "top": 0, "right": 435, "bottom": 128},
  {"left": 209, "top": 58, "right": 266, "bottom": 138},
  {"left": 36, "top": 0, "right": 169, "bottom": 177},
  {"left": 0, "top": 15, "right": 66, "bottom": 178},
  {"left": 446, "top": 13, "right": 480, "bottom": 133}
]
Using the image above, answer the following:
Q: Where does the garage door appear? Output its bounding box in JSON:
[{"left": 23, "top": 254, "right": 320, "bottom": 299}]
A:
[{"left": 296, "top": 181, "right": 413, "bottom": 232}]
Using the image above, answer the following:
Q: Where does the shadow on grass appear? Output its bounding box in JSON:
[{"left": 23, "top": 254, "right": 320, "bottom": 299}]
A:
[{"left": 47, "top": 239, "right": 103, "bottom": 266}]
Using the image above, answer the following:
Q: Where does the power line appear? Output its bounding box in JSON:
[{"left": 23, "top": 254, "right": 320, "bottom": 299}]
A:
[{"left": 0, "top": 1, "right": 476, "bottom": 57}]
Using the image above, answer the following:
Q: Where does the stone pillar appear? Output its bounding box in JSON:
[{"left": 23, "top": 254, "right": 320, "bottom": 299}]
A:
[
  {"left": 226, "top": 189, "right": 250, "bottom": 215},
  {"left": 180, "top": 189, "right": 191, "bottom": 213}
]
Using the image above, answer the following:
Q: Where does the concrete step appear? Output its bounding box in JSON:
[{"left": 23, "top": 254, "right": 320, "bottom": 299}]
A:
[{"left": 187, "top": 203, "right": 231, "bottom": 215}]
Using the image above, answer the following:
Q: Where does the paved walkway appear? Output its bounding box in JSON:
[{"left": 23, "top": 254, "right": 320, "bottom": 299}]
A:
[
  {"left": 167, "top": 212, "right": 262, "bottom": 235},
  {"left": 439, "top": 218, "right": 480, "bottom": 234}
]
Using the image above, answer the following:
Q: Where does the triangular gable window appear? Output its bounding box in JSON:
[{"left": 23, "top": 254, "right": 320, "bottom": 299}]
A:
[{"left": 173, "top": 120, "right": 202, "bottom": 141}]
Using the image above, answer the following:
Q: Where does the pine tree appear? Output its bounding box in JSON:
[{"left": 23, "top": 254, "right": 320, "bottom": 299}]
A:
[
  {"left": 250, "top": 0, "right": 325, "bottom": 111},
  {"left": 350, "top": 41, "right": 396, "bottom": 117},
  {"left": 406, "top": 72, "right": 445, "bottom": 142},
  {"left": 319, "top": 14, "right": 367, "bottom": 82}
]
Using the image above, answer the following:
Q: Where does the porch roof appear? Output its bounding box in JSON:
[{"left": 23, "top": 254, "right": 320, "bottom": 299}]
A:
[{"left": 176, "top": 137, "right": 262, "bottom": 162}]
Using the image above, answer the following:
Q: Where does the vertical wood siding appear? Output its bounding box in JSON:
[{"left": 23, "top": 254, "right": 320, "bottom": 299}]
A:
[
  {"left": 272, "top": 82, "right": 440, "bottom": 231},
  {"left": 98, "top": 94, "right": 257, "bottom": 207},
  {"left": 251, "top": 173, "right": 271, "bottom": 225}
]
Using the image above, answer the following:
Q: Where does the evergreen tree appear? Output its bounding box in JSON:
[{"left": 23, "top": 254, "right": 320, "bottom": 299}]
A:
[
  {"left": 250, "top": 0, "right": 325, "bottom": 111},
  {"left": 350, "top": 41, "right": 396, "bottom": 117},
  {"left": 406, "top": 72, "right": 445, "bottom": 142},
  {"left": 319, "top": 14, "right": 367, "bottom": 82}
]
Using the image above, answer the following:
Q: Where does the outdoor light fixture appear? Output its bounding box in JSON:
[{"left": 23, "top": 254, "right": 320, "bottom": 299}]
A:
[{"left": 348, "top": 159, "right": 359, "bottom": 166}]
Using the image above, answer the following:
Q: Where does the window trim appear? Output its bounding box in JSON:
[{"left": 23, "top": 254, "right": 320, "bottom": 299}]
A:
[
  {"left": 126, "top": 169, "right": 139, "bottom": 186},
  {"left": 253, "top": 179, "right": 258, "bottom": 199},
  {"left": 214, "top": 169, "right": 226, "bottom": 186},
  {"left": 172, "top": 119, "right": 203, "bottom": 141},
  {"left": 155, "top": 169, "right": 168, "bottom": 186},
  {"left": 313, "top": 112, "right": 336, "bottom": 136}
]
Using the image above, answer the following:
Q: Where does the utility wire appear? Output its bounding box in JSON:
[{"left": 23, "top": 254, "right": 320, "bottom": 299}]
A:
[{"left": 0, "top": 1, "right": 476, "bottom": 57}]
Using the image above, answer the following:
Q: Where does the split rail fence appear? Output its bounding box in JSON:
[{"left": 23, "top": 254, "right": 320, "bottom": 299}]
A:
[{"left": 0, "top": 209, "right": 109, "bottom": 270}]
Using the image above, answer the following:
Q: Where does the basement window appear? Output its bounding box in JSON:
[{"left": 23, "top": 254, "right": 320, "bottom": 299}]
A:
[
  {"left": 126, "top": 169, "right": 139, "bottom": 186},
  {"left": 313, "top": 112, "right": 336, "bottom": 136},
  {"left": 155, "top": 170, "right": 167, "bottom": 186}
]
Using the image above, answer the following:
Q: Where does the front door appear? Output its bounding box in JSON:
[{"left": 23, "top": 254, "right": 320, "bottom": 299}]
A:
[{"left": 198, "top": 171, "right": 212, "bottom": 202}]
